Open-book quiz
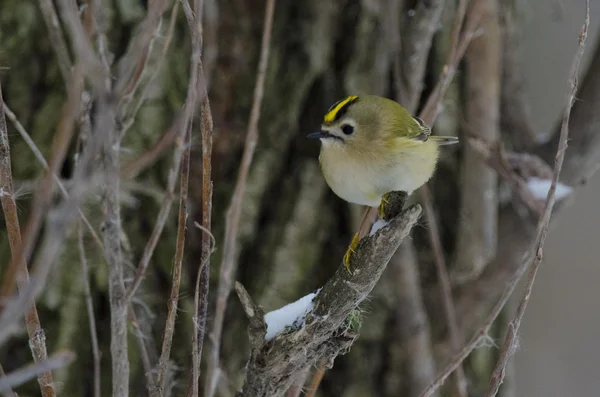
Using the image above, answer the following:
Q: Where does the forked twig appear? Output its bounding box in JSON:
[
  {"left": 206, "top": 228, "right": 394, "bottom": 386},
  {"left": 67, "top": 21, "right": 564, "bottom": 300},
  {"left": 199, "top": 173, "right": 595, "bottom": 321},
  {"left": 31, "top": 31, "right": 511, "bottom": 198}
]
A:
[{"left": 205, "top": 1, "right": 276, "bottom": 396}]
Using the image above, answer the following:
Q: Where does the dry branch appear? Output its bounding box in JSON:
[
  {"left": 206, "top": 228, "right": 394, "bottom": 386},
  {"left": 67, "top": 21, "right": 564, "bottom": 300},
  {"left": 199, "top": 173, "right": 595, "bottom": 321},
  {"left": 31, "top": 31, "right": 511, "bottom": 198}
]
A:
[
  {"left": 77, "top": 225, "right": 101, "bottom": 397},
  {"left": 155, "top": 125, "right": 192, "bottom": 395},
  {"left": 206, "top": 1, "right": 276, "bottom": 395},
  {"left": 183, "top": 0, "right": 216, "bottom": 394},
  {"left": 0, "top": 81, "right": 55, "bottom": 397},
  {"left": 37, "top": 0, "right": 73, "bottom": 85},
  {"left": 237, "top": 194, "right": 421, "bottom": 396}
]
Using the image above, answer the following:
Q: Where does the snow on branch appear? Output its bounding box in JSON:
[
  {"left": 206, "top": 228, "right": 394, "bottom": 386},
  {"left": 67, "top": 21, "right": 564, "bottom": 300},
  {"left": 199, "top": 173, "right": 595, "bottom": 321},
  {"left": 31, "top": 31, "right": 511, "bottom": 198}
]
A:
[{"left": 235, "top": 191, "right": 421, "bottom": 396}]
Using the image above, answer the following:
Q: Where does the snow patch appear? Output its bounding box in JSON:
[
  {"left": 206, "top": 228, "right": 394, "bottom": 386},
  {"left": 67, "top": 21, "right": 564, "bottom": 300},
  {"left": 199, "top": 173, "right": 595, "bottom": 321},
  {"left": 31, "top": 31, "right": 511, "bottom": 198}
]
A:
[
  {"left": 264, "top": 292, "right": 318, "bottom": 340},
  {"left": 526, "top": 177, "right": 573, "bottom": 201},
  {"left": 369, "top": 219, "right": 389, "bottom": 236}
]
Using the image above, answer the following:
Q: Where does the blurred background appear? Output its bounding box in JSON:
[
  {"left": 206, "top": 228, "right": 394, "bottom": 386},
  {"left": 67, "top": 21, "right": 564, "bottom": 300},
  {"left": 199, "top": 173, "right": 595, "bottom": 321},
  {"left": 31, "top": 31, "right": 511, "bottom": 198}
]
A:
[
  {"left": 0, "top": 0, "right": 599, "bottom": 396},
  {"left": 516, "top": 1, "right": 600, "bottom": 396}
]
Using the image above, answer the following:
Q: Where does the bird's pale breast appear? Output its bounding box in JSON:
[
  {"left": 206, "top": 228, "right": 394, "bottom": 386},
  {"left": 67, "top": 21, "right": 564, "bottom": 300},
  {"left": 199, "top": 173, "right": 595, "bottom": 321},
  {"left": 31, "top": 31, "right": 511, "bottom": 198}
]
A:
[{"left": 319, "top": 140, "right": 439, "bottom": 207}]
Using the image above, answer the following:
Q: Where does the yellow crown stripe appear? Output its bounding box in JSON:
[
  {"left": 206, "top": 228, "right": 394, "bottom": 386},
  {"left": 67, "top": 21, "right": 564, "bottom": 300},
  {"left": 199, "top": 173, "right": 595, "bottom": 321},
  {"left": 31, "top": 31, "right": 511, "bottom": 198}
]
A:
[{"left": 323, "top": 96, "right": 358, "bottom": 123}]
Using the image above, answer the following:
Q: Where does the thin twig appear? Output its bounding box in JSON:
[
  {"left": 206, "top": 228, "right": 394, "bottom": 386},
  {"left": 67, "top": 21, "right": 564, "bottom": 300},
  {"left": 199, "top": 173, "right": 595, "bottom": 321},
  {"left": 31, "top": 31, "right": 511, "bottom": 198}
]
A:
[
  {"left": 420, "top": 0, "right": 484, "bottom": 124},
  {"left": 116, "top": 0, "right": 176, "bottom": 140},
  {"left": 205, "top": 0, "right": 276, "bottom": 395},
  {"left": 0, "top": 81, "right": 56, "bottom": 397},
  {"left": 0, "top": 352, "right": 75, "bottom": 393},
  {"left": 0, "top": 362, "right": 17, "bottom": 397},
  {"left": 0, "top": 68, "right": 82, "bottom": 301},
  {"left": 122, "top": 117, "right": 180, "bottom": 179},
  {"left": 177, "top": 0, "right": 216, "bottom": 395},
  {"left": 485, "top": 3, "right": 590, "bottom": 396},
  {"left": 155, "top": 124, "right": 192, "bottom": 395},
  {"left": 37, "top": 0, "right": 73, "bottom": 85},
  {"left": 124, "top": 128, "right": 189, "bottom": 302},
  {"left": 420, "top": 186, "right": 468, "bottom": 397},
  {"left": 77, "top": 224, "right": 101, "bottom": 397},
  {"left": 129, "top": 307, "right": 155, "bottom": 394},
  {"left": 2, "top": 101, "right": 104, "bottom": 251}
]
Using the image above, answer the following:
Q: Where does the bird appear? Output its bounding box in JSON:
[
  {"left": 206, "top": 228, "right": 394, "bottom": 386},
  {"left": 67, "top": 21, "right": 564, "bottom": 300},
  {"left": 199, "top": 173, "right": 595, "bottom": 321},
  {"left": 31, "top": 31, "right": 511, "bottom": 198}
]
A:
[{"left": 307, "top": 95, "right": 458, "bottom": 270}]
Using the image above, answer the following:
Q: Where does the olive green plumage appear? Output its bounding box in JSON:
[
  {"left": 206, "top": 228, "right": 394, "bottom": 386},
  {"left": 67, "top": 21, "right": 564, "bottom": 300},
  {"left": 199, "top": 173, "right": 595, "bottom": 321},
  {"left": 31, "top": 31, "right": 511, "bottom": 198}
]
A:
[{"left": 308, "top": 95, "right": 458, "bottom": 207}]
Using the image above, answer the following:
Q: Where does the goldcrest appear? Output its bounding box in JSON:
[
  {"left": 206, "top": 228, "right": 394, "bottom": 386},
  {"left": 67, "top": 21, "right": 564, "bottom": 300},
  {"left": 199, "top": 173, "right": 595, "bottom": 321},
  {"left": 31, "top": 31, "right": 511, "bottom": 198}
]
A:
[{"left": 308, "top": 95, "right": 458, "bottom": 211}]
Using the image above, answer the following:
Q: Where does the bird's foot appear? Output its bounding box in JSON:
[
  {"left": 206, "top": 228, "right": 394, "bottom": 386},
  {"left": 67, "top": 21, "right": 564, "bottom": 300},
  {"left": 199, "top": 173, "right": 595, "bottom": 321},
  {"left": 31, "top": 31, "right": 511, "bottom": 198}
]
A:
[
  {"left": 378, "top": 193, "right": 391, "bottom": 219},
  {"left": 343, "top": 233, "right": 360, "bottom": 274}
]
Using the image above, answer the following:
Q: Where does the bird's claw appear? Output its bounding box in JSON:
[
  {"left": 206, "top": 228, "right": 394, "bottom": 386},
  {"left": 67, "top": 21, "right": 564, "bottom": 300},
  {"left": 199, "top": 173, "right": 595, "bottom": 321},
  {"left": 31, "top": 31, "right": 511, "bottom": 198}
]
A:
[
  {"left": 378, "top": 193, "right": 391, "bottom": 219},
  {"left": 343, "top": 233, "right": 360, "bottom": 274}
]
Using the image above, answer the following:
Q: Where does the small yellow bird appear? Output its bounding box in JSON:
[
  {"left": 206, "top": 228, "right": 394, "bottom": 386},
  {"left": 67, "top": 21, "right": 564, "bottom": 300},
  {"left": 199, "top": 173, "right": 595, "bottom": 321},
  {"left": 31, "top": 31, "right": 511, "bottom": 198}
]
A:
[{"left": 308, "top": 95, "right": 458, "bottom": 268}]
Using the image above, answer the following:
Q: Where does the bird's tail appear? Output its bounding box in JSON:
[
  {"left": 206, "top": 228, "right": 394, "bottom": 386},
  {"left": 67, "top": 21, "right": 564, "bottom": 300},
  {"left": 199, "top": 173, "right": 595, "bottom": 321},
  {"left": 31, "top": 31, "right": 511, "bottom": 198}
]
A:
[{"left": 429, "top": 136, "right": 459, "bottom": 145}]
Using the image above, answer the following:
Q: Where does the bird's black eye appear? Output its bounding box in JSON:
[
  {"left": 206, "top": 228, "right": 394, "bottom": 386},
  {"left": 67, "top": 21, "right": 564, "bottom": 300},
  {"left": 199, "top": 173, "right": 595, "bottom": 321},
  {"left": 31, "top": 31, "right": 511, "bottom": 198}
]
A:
[{"left": 341, "top": 124, "right": 354, "bottom": 135}]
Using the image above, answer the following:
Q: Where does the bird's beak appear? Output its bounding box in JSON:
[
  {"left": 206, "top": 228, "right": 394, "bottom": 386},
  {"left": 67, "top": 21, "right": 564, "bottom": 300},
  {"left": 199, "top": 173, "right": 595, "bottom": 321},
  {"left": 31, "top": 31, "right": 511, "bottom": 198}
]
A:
[{"left": 307, "top": 131, "right": 328, "bottom": 139}]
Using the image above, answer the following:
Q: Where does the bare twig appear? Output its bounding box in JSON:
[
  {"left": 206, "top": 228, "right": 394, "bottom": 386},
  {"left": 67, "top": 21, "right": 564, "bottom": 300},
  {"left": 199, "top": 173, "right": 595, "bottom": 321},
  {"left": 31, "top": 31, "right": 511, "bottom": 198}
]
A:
[
  {"left": 77, "top": 224, "right": 101, "bottom": 397},
  {"left": 485, "top": 3, "right": 590, "bottom": 396},
  {"left": 238, "top": 199, "right": 421, "bottom": 396},
  {"left": 155, "top": 124, "right": 192, "bottom": 395},
  {"left": 114, "top": 0, "right": 168, "bottom": 99},
  {"left": 0, "top": 352, "right": 75, "bottom": 393},
  {"left": 177, "top": 0, "right": 216, "bottom": 395},
  {"left": 467, "top": 137, "right": 546, "bottom": 215},
  {"left": 37, "top": 0, "right": 73, "bottom": 85},
  {"left": 0, "top": 82, "right": 56, "bottom": 397},
  {"left": 0, "top": 362, "right": 17, "bottom": 397},
  {"left": 420, "top": 186, "right": 468, "bottom": 397},
  {"left": 124, "top": 125, "right": 189, "bottom": 302},
  {"left": 129, "top": 307, "right": 155, "bottom": 394},
  {"left": 116, "top": 0, "right": 177, "bottom": 139},
  {"left": 122, "top": 2, "right": 184, "bottom": 301},
  {"left": 122, "top": 117, "right": 180, "bottom": 179},
  {"left": 0, "top": 68, "right": 82, "bottom": 301},
  {"left": 205, "top": 1, "right": 276, "bottom": 395},
  {"left": 2, "top": 101, "right": 104, "bottom": 252}
]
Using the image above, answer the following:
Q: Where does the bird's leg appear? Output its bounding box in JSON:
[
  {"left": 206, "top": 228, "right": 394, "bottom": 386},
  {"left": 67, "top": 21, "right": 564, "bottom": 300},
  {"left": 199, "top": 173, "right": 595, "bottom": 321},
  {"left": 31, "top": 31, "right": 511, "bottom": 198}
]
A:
[
  {"left": 377, "top": 193, "right": 391, "bottom": 219},
  {"left": 343, "top": 207, "right": 372, "bottom": 274}
]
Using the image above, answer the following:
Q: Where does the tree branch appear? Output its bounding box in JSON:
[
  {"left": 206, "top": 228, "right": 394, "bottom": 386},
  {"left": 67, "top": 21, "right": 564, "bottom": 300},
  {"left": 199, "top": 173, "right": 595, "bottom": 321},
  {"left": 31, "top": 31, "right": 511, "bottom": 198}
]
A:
[{"left": 238, "top": 196, "right": 421, "bottom": 396}]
